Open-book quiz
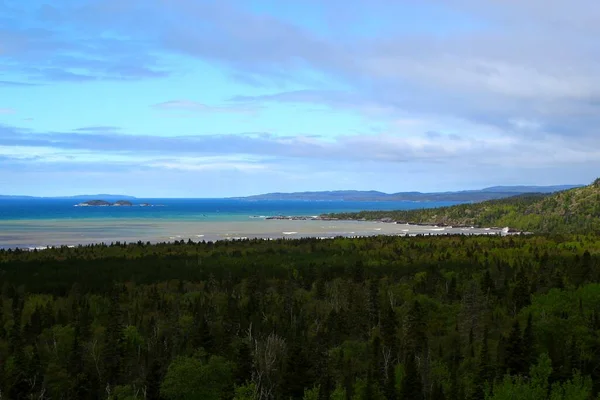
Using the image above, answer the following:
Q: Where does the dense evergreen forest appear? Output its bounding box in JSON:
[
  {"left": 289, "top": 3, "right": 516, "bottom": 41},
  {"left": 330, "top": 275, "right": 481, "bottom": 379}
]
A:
[
  {"left": 1, "top": 234, "right": 600, "bottom": 399},
  {"left": 327, "top": 179, "right": 600, "bottom": 234}
]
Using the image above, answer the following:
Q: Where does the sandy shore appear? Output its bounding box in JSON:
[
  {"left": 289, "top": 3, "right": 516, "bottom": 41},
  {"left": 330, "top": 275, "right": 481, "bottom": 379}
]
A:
[{"left": 0, "top": 218, "right": 511, "bottom": 249}]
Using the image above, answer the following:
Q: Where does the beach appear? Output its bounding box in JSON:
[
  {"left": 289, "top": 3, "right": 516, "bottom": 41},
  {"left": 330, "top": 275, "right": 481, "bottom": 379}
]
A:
[{"left": 0, "top": 218, "right": 510, "bottom": 249}]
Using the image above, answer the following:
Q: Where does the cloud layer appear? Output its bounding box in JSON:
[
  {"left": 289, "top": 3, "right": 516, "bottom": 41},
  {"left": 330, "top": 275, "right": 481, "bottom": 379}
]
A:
[{"left": 0, "top": 0, "right": 598, "bottom": 195}]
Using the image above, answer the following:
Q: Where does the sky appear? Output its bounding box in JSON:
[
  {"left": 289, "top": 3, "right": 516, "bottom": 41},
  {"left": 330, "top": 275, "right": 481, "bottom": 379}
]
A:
[{"left": 0, "top": 0, "right": 599, "bottom": 197}]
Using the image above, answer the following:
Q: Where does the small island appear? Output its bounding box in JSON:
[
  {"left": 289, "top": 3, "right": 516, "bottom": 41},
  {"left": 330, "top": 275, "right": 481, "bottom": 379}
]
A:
[{"left": 75, "top": 199, "right": 143, "bottom": 207}]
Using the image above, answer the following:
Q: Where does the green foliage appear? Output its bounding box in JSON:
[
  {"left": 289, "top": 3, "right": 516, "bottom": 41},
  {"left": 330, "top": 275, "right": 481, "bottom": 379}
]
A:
[
  {"left": 488, "top": 353, "right": 594, "bottom": 400},
  {"left": 549, "top": 373, "right": 593, "bottom": 400},
  {"left": 351, "top": 376, "right": 385, "bottom": 400},
  {"left": 233, "top": 382, "right": 258, "bottom": 400},
  {"left": 1, "top": 234, "right": 600, "bottom": 399},
  {"left": 486, "top": 353, "right": 551, "bottom": 400},
  {"left": 327, "top": 178, "right": 600, "bottom": 234},
  {"left": 303, "top": 386, "right": 320, "bottom": 400},
  {"left": 161, "top": 356, "right": 233, "bottom": 400}
]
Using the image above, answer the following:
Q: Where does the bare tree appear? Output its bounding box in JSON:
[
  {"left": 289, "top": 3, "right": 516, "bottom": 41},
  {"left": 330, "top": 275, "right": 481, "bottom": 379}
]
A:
[{"left": 253, "top": 333, "right": 286, "bottom": 400}]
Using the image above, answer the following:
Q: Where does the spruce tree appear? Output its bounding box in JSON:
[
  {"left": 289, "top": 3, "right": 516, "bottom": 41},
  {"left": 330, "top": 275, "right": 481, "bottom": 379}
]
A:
[
  {"left": 512, "top": 269, "right": 530, "bottom": 311},
  {"left": 383, "top": 363, "right": 397, "bottom": 400},
  {"left": 283, "top": 341, "right": 314, "bottom": 399},
  {"left": 400, "top": 354, "right": 423, "bottom": 400},
  {"left": 505, "top": 319, "right": 525, "bottom": 375},
  {"left": 368, "top": 279, "right": 381, "bottom": 328},
  {"left": 318, "top": 369, "right": 333, "bottom": 400},
  {"left": 371, "top": 335, "right": 384, "bottom": 388},
  {"left": 102, "top": 290, "right": 124, "bottom": 388},
  {"left": 474, "top": 326, "right": 493, "bottom": 399},
  {"left": 432, "top": 382, "right": 446, "bottom": 400},
  {"left": 381, "top": 304, "right": 398, "bottom": 357},
  {"left": 234, "top": 340, "right": 253, "bottom": 386},
  {"left": 145, "top": 358, "right": 163, "bottom": 400},
  {"left": 522, "top": 313, "right": 535, "bottom": 372},
  {"left": 404, "top": 300, "right": 426, "bottom": 355}
]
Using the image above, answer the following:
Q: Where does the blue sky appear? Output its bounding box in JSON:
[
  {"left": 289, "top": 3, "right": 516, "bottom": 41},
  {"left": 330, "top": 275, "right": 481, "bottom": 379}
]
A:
[{"left": 1, "top": 0, "right": 599, "bottom": 197}]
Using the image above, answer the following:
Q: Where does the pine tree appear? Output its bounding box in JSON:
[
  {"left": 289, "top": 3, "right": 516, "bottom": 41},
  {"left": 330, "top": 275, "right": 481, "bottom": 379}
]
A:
[
  {"left": 404, "top": 300, "right": 427, "bottom": 355},
  {"left": 400, "top": 354, "right": 423, "bottom": 400},
  {"left": 383, "top": 362, "right": 397, "bottom": 400},
  {"left": 68, "top": 324, "right": 84, "bottom": 376},
  {"left": 468, "top": 326, "right": 475, "bottom": 358},
  {"left": 496, "top": 335, "right": 506, "bottom": 378},
  {"left": 431, "top": 382, "right": 445, "bottom": 400},
  {"left": 145, "top": 358, "right": 163, "bottom": 400},
  {"left": 315, "top": 278, "right": 327, "bottom": 300},
  {"left": 283, "top": 341, "right": 314, "bottom": 399},
  {"left": 522, "top": 313, "right": 535, "bottom": 372},
  {"left": 504, "top": 319, "right": 525, "bottom": 375},
  {"left": 8, "top": 313, "right": 29, "bottom": 399},
  {"left": 447, "top": 277, "right": 458, "bottom": 301},
  {"left": 364, "top": 370, "right": 376, "bottom": 400},
  {"left": 368, "top": 279, "right": 381, "bottom": 328},
  {"left": 78, "top": 298, "right": 92, "bottom": 339},
  {"left": 474, "top": 326, "right": 493, "bottom": 399},
  {"left": 512, "top": 269, "right": 530, "bottom": 311},
  {"left": 102, "top": 290, "right": 124, "bottom": 388},
  {"left": 234, "top": 340, "right": 253, "bottom": 386},
  {"left": 318, "top": 369, "right": 333, "bottom": 400},
  {"left": 481, "top": 270, "right": 495, "bottom": 295},
  {"left": 372, "top": 335, "right": 384, "bottom": 388},
  {"left": 381, "top": 303, "right": 398, "bottom": 357},
  {"left": 24, "top": 306, "right": 42, "bottom": 342},
  {"left": 198, "top": 316, "right": 215, "bottom": 353}
]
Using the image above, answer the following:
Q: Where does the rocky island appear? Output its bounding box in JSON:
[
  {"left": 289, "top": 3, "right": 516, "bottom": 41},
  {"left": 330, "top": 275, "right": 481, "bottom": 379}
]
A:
[{"left": 75, "top": 199, "right": 140, "bottom": 207}]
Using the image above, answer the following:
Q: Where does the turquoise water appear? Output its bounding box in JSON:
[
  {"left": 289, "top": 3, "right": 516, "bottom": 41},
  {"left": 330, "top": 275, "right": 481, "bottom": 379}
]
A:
[
  {"left": 0, "top": 198, "right": 461, "bottom": 221},
  {"left": 0, "top": 199, "right": 473, "bottom": 249}
]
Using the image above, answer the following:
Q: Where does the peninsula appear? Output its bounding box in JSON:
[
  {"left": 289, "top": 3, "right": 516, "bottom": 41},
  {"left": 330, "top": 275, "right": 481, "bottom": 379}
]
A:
[{"left": 325, "top": 178, "right": 600, "bottom": 234}]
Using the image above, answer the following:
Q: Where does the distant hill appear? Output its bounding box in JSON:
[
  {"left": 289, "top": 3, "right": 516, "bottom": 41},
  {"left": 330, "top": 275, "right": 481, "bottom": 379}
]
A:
[
  {"left": 326, "top": 179, "right": 600, "bottom": 234},
  {"left": 235, "top": 185, "right": 582, "bottom": 202},
  {"left": 0, "top": 194, "right": 137, "bottom": 200}
]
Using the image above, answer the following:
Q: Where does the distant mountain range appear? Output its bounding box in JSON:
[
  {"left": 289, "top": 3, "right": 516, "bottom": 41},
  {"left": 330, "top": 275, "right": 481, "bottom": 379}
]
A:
[
  {"left": 234, "top": 185, "right": 583, "bottom": 202},
  {"left": 0, "top": 194, "right": 137, "bottom": 200},
  {"left": 0, "top": 185, "right": 583, "bottom": 202}
]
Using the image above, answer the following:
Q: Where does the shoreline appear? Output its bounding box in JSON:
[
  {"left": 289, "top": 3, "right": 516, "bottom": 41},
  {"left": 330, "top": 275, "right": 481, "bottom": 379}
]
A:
[{"left": 0, "top": 218, "right": 521, "bottom": 251}]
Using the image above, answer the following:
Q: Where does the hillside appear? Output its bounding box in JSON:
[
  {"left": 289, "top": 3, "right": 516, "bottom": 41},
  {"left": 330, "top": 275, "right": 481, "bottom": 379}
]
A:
[
  {"left": 327, "top": 179, "right": 600, "bottom": 234},
  {"left": 235, "top": 185, "right": 580, "bottom": 202}
]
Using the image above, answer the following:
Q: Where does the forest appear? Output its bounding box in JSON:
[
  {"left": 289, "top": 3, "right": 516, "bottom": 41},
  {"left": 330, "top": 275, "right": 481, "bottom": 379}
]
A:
[{"left": 1, "top": 233, "right": 600, "bottom": 399}]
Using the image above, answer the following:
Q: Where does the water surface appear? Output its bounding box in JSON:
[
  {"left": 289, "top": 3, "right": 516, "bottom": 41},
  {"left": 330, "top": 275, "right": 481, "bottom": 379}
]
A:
[{"left": 0, "top": 198, "right": 495, "bottom": 249}]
